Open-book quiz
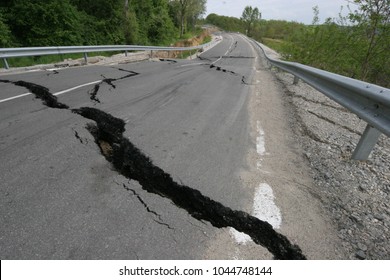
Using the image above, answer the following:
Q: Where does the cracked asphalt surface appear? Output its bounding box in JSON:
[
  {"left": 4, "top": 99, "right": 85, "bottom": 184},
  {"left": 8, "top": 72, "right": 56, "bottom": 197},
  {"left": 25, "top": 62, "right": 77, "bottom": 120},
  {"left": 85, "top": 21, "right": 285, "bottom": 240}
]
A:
[{"left": 0, "top": 33, "right": 338, "bottom": 259}]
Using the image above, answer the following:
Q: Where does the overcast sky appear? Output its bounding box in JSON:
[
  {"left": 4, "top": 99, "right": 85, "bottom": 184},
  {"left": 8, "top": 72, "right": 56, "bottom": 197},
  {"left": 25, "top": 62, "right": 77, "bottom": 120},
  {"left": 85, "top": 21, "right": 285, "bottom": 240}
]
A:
[{"left": 206, "top": 0, "right": 358, "bottom": 24}]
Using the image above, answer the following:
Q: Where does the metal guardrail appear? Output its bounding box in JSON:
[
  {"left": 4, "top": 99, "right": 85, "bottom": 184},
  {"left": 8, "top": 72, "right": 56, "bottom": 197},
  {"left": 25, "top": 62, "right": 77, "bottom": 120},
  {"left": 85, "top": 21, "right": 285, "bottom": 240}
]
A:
[
  {"left": 254, "top": 40, "right": 390, "bottom": 160},
  {"left": 0, "top": 41, "right": 215, "bottom": 69}
]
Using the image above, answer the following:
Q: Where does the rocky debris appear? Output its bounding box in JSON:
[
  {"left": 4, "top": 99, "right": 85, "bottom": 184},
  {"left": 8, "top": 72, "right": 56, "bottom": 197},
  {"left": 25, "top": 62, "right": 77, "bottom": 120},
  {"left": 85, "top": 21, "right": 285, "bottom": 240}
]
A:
[{"left": 274, "top": 70, "right": 390, "bottom": 260}]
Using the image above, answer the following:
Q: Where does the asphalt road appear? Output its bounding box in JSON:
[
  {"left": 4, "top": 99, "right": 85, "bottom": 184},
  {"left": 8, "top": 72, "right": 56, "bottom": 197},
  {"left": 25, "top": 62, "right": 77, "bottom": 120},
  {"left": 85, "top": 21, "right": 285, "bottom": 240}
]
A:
[{"left": 0, "top": 33, "right": 338, "bottom": 259}]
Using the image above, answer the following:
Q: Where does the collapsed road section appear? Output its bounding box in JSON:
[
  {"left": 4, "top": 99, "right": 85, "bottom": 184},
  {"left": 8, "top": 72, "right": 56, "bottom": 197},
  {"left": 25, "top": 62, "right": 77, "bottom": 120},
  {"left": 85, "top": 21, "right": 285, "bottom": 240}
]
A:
[{"left": 0, "top": 70, "right": 306, "bottom": 260}]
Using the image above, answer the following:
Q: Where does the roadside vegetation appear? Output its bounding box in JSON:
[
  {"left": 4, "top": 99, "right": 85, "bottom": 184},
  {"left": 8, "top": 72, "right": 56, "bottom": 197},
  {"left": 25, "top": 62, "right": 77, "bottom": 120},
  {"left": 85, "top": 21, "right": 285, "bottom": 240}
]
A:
[
  {"left": 0, "top": 0, "right": 207, "bottom": 66},
  {"left": 206, "top": 0, "right": 390, "bottom": 88}
]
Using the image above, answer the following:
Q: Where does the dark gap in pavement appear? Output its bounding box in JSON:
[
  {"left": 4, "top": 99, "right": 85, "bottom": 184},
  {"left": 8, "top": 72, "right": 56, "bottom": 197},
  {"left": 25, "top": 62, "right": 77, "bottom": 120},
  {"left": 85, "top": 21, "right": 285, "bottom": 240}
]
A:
[
  {"left": 100, "top": 75, "right": 117, "bottom": 89},
  {"left": 228, "top": 41, "right": 238, "bottom": 55},
  {"left": 242, "top": 76, "right": 251, "bottom": 85},
  {"left": 72, "top": 106, "right": 307, "bottom": 260},
  {"left": 46, "top": 70, "right": 59, "bottom": 76},
  {"left": 73, "top": 129, "right": 84, "bottom": 144},
  {"left": 159, "top": 59, "right": 178, "bottom": 64},
  {"left": 0, "top": 79, "right": 68, "bottom": 109},
  {"left": 209, "top": 64, "right": 237, "bottom": 76},
  {"left": 2, "top": 76, "right": 305, "bottom": 259},
  {"left": 89, "top": 84, "right": 102, "bottom": 103},
  {"left": 197, "top": 56, "right": 212, "bottom": 62},
  {"left": 88, "top": 70, "right": 139, "bottom": 103},
  {"left": 208, "top": 65, "right": 251, "bottom": 85}
]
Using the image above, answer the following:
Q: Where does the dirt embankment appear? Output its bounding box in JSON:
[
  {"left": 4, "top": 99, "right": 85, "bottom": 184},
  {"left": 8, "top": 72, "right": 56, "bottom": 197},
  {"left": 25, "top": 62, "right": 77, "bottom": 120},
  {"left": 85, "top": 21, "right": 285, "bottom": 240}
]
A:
[{"left": 157, "top": 27, "right": 218, "bottom": 59}]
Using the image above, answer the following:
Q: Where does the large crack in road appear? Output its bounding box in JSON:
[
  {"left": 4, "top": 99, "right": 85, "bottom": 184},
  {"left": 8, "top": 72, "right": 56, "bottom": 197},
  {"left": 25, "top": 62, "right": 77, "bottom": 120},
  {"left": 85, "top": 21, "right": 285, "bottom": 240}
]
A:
[
  {"left": 1, "top": 70, "right": 307, "bottom": 260},
  {"left": 89, "top": 69, "right": 139, "bottom": 103}
]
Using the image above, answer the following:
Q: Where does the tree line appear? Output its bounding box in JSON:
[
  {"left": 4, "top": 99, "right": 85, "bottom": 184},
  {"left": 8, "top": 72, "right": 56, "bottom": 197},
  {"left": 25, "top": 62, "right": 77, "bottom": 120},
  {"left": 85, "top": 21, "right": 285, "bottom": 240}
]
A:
[
  {"left": 0, "top": 0, "right": 206, "bottom": 48},
  {"left": 206, "top": 0, "right": 389, "bottom": 87}
]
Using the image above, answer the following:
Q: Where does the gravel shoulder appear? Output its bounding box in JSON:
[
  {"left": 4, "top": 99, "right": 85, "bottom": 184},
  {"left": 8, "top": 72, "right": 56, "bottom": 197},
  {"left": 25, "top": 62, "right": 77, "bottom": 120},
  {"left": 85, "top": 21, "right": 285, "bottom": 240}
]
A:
[{"left": 269, "top": 55, "right": 390, "bottom": 259}]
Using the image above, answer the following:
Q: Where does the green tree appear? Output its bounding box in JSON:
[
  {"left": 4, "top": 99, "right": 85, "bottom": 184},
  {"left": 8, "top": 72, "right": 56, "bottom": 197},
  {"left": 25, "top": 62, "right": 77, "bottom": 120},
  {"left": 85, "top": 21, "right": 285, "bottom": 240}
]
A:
[
  {"left": 70, "top": 0, "right": 126, "bottom": 44},
  {"left": 171, "top": 0, "right": 206, "bottom": 37},
  {"left": 0, "top": 12, "right": 12, "bottom": 47},
  {"left": 133, "top": 0, "right": 176, "bottom": 44},
  {"left": 206, "top": 13, "right": 245, "bottom": 33},
  {"left": 6, "top": 0, "right": 84, "bottom": 46},
  {"left": 241, "top": 6, "right": 261, "bottom": 36},
  {"left": 187, "top": 0, "right": 206, "bottom": 30},
  {"left": 124, "top": 0, "right": 139, "bottom": 44},
  {"left": 272, "top": 1, "right": 389, "bottom": 87},
  {"left": 349, "top": 0, "right": 390, "bottom": 82}
]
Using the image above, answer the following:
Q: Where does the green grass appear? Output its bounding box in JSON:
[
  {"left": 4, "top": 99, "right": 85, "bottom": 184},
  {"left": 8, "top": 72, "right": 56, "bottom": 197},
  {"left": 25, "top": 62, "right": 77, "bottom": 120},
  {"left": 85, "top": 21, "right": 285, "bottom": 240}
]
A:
[
  {"left": 203, "top": 35, "right": 212, "bottom": 44},
  {"left": 261, "top": 38, "right": 286, "bottom": 53}
]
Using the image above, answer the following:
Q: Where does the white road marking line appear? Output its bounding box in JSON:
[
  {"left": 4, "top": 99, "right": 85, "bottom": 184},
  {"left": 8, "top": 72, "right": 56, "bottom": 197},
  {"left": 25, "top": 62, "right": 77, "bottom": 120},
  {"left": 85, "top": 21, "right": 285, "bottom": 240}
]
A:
[
  {"left": 211, "top": 56, "right": 222, "bottom": 64},
  {"left": 0, "top": 92, "right": 32, "bottom": 104},
  {"left": 230, "top": 183, "right": 282, "bottom": 244},
  {"left": 256, "top": 121, "right": 266, "bottom": 156},
  {"left": 256, "top": 120, "right": 266, "bottom": 168},
  {"left": 53, "top": 80, "right": 101, "bottom": 96},
  {"left": 0, "top": 80, "right": 102, "bottom": 104},
  {"left": 253, "top": 183, "right": 282, "bottom": 229},
  {"left": 224, "top": 34, "right": 235, "bottom": 56},
  {"left": 209, "top": 34, "right": 234, "bottom": 65}
]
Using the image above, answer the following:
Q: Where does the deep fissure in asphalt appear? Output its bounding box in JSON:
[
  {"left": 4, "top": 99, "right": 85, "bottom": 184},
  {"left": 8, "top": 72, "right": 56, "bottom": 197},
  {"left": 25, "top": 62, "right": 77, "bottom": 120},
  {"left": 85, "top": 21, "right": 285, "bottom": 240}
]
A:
[
  {"left": 159, "top": 59, "right": 178, "bottom": 64},
  {"left": 72, "top": 106, "right": 306, "bottom": 260},
  {"left": 89, "top": 69, "right": 139, "bottom": 103},
  {"left": 2, "top": 71, "right": 307, "bottom": 259},
  {"left": 209, "top": 64, "right": 237, "bottom": 75},
  {"left": 207, "top": 65, "right": 249, "bottom": 85}
]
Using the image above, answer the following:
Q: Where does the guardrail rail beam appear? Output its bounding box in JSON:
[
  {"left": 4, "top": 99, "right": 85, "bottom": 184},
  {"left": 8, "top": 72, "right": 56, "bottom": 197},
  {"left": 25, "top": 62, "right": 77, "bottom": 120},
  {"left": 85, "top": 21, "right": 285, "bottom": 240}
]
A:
[{"left": 253, "top": 39, "right": 390, "bottom": 161}]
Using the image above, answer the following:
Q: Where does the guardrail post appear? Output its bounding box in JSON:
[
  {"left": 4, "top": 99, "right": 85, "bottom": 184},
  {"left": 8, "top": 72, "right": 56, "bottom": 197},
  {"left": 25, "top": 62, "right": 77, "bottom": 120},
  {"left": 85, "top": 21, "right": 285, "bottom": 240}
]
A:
[
  {"left": 83, "top": 52, "right": 88, "bottom": 64},
  {"left": 125, "top": 51, "right": 128, "bottom": 57},
  {"left": 2, "top": 58, "right": 9, "bottom": 69},
  {"left": 352, "top": 124, "right": 381, "bottom": 160},
  {"left": 150, "top": 50, "right": 153, "bottom": 58},
  {"left": 293, "top": 76, "right": 299, "bottom": 85}
]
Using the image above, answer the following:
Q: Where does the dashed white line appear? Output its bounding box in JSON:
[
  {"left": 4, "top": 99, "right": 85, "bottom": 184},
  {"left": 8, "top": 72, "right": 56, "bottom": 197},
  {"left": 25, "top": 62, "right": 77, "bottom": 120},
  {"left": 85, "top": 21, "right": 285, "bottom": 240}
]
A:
[
  {"left": 230, "top": 117, "right": 282, "bottom": 244},
  {"left": 253, "top": 183, "right": 282, "bottom": 229},
  {"left": 256, "top": 120, "right": 266, "bottom": 156},
  {"left": 230, "top": 183, "right": 282, "bottom": 244},
  {"left": 256, "top": 120, "right": 266, "bottom": 168}
]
